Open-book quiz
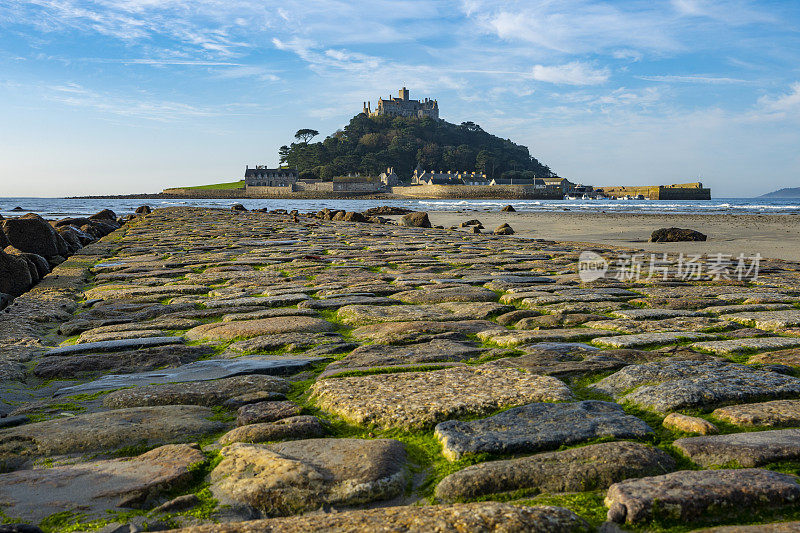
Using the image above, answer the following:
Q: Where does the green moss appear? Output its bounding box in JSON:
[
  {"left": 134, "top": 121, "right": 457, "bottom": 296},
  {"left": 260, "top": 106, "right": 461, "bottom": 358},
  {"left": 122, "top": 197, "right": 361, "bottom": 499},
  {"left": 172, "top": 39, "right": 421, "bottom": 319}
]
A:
[{"left": 518, "top": 491, "right": 608, "bottom": 527}]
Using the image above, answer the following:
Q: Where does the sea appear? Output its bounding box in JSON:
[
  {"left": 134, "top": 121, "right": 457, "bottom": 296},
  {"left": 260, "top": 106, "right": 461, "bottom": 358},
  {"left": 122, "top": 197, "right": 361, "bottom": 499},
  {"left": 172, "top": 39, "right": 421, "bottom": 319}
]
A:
[{"left": 1, "top": 197, "right": 799, "bottom": 219}]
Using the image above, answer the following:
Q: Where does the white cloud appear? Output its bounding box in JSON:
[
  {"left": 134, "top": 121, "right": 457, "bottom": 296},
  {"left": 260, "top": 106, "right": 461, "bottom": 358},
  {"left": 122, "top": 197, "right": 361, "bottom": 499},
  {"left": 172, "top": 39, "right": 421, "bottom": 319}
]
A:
[
  {"left": 531, "top": 62, "right": 610, "bottom": 86},
  {"left": 756, "top": 82, "right": 800, "bottom": 118},
  {"left": 637, "top": 74, "right": 748, "bottom": 84}
]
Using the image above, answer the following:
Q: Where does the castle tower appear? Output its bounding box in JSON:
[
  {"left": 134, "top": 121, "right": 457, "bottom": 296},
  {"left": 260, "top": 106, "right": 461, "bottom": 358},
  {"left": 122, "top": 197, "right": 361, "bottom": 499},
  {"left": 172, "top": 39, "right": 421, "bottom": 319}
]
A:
[{"left": 399, "top": 87, "right": 409, "bottom": 101}]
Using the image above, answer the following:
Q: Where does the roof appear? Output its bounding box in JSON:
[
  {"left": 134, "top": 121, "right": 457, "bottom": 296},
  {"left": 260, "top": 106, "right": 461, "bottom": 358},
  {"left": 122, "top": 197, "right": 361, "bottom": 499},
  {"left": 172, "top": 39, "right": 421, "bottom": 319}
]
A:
[{"left": 244, "top": 168, "right": 297, "bottom": 178}]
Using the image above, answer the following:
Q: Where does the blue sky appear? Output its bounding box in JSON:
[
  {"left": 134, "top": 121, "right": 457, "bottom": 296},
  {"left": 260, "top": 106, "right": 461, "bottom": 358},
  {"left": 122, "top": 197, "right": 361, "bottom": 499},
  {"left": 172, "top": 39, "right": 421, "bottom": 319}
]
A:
[{"left": 1, "top": 0, "right": 798, "bottom": 197}]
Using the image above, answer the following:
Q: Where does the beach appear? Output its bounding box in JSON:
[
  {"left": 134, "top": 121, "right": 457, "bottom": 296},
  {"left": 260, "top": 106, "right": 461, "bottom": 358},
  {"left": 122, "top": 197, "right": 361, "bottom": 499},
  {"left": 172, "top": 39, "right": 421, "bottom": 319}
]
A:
[{"left": 417, "top": 211, "right": 800, "bottom": 262}]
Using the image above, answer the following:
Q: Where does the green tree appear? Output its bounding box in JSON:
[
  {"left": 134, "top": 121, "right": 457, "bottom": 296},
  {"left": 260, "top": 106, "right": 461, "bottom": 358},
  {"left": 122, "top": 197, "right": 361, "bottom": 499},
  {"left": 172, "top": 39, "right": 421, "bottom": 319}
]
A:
[{"left": 294, "top": 128, "right": 319, "bottom": 143}]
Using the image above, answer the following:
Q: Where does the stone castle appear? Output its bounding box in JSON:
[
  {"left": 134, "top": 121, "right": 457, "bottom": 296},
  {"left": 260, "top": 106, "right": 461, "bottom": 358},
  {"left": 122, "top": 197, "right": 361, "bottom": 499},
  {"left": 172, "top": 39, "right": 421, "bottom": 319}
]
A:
[{"left": 363, "top": 87, "right": 439, "bottom": 120}]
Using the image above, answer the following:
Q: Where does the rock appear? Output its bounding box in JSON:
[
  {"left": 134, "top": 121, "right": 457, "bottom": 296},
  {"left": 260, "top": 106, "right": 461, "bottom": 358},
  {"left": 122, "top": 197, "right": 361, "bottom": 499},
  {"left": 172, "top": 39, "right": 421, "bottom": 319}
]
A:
[
  {"left": 712, "top": 399, "right": 800, "bottom": 427},
  {"left": 322, "top": 338, "right": 482, "bottom": 373},
  {"left": 337, "top": 302, "right": 510, "bottom": 326},
  {"left": 310, "top": 366, "right": 572, "bottom": 430},
  {"left": 691, "top": 336, "right": 800, "bottom": 355},
  {"left": 591, "top": 361, "right": 800, "bottom": 413},
  {"left": 591, "top": 331, "right": 717, "bottom": 348},
  {"left": 135, "top": 205, "right": 152, "bottom": 215},
  {"left": 222, "top": 391, "right": 286, "bottom": 409},
  {"left": 4, "top": 247, "right": 49, "bottom": 280},
  {"left": 720, "top": 309, "right": 800, "bottom": 331},
  {"left": 494, "top": 223, "right": 515, "bottom": 235},
  {"left": 485, "top": 351, "right": 628, "bottom": 379},
  {"left": 472, "top": 226, "right": 481, "bottom": 233},
  {"left": 0, "top": 249, "right": 33, "bottom": 297},
  {"left": 101, "top": 374, "right": 291, "bottom": 408},
  {"left": 399, "top": 211, "right": 431, "bottom": 228},
  {"left": 501, "top": 205, "right": 516, "bottom": 212},
  {"left": 461, "top": 219, "right": 482, "bottom": 227},
  {"left": 0, "top": 444, "right": 204, "bottom": 522},
  {"left": 210, "top": 439, "right": 407, "bottom": 516},
  {"left": 674, "top": 429, "right": 800, "bottom": 467},
  {"left": 0, "top": 416, "right": 30, "bottom": 429},
  {"left": 480, "top": 328, "right": 619, "bottom": 347},
  {"left": 662, "top": 413, "right": 718, "bottom": 435},
  {"left": 363, "top": 206, "right": 412, "bottom": 216},
  {"left": 350, "top": 320, "right": 505, "bottom": 344},
  {"left": 605, "top": 469, "right": 800, "bottom": 524},
  {"left": 237, "top": 401, "right": 301, "bottom": 425},
  {"left": 390, "top": 285, "right": 499, "bottom": 304},
  {"left": 219, "top": 415, "right": 324, "bottom": 445},
  {"left": 185, "top": 316, "right": 334, "bottom": 341},
  {"left": 46, "top": 336, "right": 184, "bottom": 356},
  {"left": 89, "top": 209, "right": 118, "bottom": 221},
  {"left": 0, "top": 525, "right": 44, "bottom": 533},
  {"left": 57, "top": 226, "right": 84, "bottom": 252},
  {"left": 0, "top": 214, "right": 63, "bottom": 257},
  {"left": 496, "top": 309, "right": 542, "bottom": 325},
  {"left": 691, "top": 523, "right": 800, "bottom": 532},
  {"left": 33, "top": 344, "right": 213, "bottom": 379},
  {"left": 435, "top": 441, "right": 675, "bottom": 501},
  {"left": 434, "top": 400, "right": 653, "bottom": 461},
  {"left": 0, "top": 406, "right": 223, "bottom": 468},
  {"left": 342, "top": 211, "right": 367, "bottom": 222},
  {"left": 165, "top": 502, "right": 590, "bottom": 532},
  {"left": 231, "top": 204, "right": 247, "bottom": 211},
  {"left": 152, "top": 493, "right": 200, "bottom": 514},
  {"left": 228, "top": 332, "right": 342, "bottom": 353},
  {"left": 650, "top": 227, "right": 707, "bottom": 242}
]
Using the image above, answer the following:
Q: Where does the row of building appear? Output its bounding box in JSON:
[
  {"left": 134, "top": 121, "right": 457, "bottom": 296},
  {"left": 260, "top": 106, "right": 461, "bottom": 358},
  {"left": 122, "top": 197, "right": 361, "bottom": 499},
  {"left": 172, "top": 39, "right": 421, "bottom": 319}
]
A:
[{"left": 244, "top": 165, "right": 579, "bottom": 193}]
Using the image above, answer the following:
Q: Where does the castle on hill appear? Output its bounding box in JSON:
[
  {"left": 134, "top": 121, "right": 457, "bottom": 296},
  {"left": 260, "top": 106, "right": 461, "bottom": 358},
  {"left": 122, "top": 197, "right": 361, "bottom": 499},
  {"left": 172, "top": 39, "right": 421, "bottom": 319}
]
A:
[{"left": 363, "top": 87, "right": 439, "bottom": 120}]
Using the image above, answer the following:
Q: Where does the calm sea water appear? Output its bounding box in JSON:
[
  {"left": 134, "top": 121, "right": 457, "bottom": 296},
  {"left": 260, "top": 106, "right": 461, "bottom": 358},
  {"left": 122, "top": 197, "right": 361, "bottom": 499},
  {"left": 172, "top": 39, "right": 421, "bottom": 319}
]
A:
[{"left": 1, "top": 197, "right": 799, "bottom": 219}]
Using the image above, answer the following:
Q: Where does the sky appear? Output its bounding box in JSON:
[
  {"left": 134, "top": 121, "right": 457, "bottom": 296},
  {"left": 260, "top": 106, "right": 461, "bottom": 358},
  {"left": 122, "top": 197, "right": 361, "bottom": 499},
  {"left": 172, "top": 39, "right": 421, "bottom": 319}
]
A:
[{"left": 1, "top": 0, "right": 799, "bottom": 197}]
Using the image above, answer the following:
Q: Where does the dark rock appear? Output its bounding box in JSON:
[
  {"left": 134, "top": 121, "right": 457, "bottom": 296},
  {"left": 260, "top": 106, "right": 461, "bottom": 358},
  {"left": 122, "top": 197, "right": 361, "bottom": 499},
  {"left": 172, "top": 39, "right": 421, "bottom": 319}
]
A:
[
  {"left": 0, "top": 525, "right": 44, "bottom": 533},
  {"left": 10, "top": 207, "right": 24, "bottom": 211},
  {"left": 231, "top": 204, "right": 247, "bottom": 212},
  {"left": 0, "top": 416, "right": 29, "bottom": 429},
  {"left": 0, "top": 249, "right": 33, "bottom": 297},
  {"left": 674, "top": 429, "right": 800, "bottom": 467},
  {"left": 399, "top": 211, "right": 431, "bottom": 228},
  {"left": 605, "top": 469, "right": 800, "bottom": 524},
  {"left": 472, "top": 226, "right": 481, "bottom": 233},
  {"left": 46, "top": 336, "right": 184, "bottom": 357},
  {"left": 89, "top": 209, "right": 117, "bottom": 221},
  {"left": 363, "top": 206, "right": 412, "bottom": 216},
  {"left": 1, "top": 214, "right": 62, "bottom": 257},
  {"left": 59, "top": 357, "right": 306, "bottom": 398},
  {"left": 33, "top": 344, "right": 213, "bottom": 379},
  {"left": 342, "top": 211, "right": 367, "bottom": 223},
  {"left": 56, "top": 226, "right": 83, "bottom": 253},
  {"left": 222, "top": 391, "right": 286, "bottom": 409},
  {"left": 435, "top": 400, "right": 653, "bottom": 460},
  {"left": 237, "top": 400, "right": 301, "bottom": 425},
  {"left": 436, "top": 441, "right": 675, "bottom": 501},
  {"left": 0, "top": 292, "right": 12, "bottom": 311},
  {"left": 650, "top": 227, "right": 707, "bottom": 242},
  {"left": 494, "top": 223, "right": 515, "bottom": 235},
  {"left": 501, "top": 205, "right": 516, "bottom": 212},
  {"left": 461, "top": 219, "right": 482, "bottom": 227},
  {"left": 135, "top": 205, "right": 152, "bottom": 215},
  {"left": 4, "top": 247, "right": 49, "bottom": 280},
  {"left": 54, "top": 217, "right": 92, "bottom": 228}
]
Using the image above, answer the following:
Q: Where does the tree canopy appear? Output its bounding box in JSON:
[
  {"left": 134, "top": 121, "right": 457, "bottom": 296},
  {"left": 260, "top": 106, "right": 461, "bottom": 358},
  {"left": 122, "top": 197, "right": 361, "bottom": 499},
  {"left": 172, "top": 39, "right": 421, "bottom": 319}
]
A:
[{"left": 281, "top": 114, "right": 555, "bottom": 181}]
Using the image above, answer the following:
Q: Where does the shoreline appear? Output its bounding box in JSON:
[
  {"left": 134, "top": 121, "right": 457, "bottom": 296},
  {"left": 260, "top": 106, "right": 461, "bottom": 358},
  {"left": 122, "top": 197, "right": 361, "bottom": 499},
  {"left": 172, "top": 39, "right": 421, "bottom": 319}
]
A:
[{"left": 408, "top": 210, "right": 800, "bottom": 262}]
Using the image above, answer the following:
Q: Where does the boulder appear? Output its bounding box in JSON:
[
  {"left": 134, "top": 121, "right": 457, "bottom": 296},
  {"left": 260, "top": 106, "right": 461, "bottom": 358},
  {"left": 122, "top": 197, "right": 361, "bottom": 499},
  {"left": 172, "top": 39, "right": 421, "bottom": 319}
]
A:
[
  {"left": 399, "top": 211, "right": 431, "bottom": 228},
  {"left": 461, "top": 219, "right": 482, "bottom": 227},
  {"left": 56, "top": 226, "right": 83, "bottom": 253},
  {"left": 650, "top": 227, "right": 707, "bottom": 242},
  {"left": 494, "top": 223, "right": 515, "bottom": 235},
  {"left": 231, "top": 204, "right": 247, "bottom": 212},
  {"left": 236, "top": 400, "right": 301, "bottom": 426},
  {"left": 342, "top": 211, "right": 367, "bottom": 222},
  {"left": 219, "top": 416, "right": 324, "bottom": 445},
  {"left": 89, "top": 208, "right": 117, "bottom": 221},
  {"left": 501, "top": 204, "right": 516, "bottom": 212},
  {"left": 1, "top": 213, "right": 62, "bottom": 257},
  {"left": 135, "top": 205, "right": 152, "bottom": 215},
  {"left": 210, "top": 439, "right": 407, "bottom": 516},
  {"left": 4, "top": 247, "right": 49, "bottom": 280},
  {"left": 0, "top": 249, "right": 33, "bottom": 297},
  {"left": 363, "top": 206, "right": 412, "bottom": 216}
]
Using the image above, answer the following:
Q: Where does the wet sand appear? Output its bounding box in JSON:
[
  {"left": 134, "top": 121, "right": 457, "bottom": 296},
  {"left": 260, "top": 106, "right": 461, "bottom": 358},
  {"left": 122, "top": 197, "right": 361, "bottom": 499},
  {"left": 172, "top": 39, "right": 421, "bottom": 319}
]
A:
[{"left": 419, "top": 211, "right": 800, "bottom": 262}]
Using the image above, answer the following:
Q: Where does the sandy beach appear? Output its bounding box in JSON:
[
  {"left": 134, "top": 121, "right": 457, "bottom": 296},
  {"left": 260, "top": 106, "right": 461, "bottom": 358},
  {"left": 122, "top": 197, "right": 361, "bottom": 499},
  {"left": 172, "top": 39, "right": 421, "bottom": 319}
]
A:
[{"left": 415, "top": 211, "right": 800, "bottom": 262}]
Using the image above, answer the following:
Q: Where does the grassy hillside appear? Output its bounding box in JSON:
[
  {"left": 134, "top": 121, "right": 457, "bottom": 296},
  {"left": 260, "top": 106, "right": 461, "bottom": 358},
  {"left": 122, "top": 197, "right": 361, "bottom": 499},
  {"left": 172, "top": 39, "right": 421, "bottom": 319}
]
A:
[{"left": 181, "top": 180, "right": 245, "bottom": 190}]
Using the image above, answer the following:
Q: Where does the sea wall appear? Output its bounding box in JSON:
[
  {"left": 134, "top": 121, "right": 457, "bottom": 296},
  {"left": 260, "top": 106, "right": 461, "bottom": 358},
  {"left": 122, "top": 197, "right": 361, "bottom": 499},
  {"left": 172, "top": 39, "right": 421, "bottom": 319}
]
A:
[
  {"left": 601, "top": 183, "right": 711, "bottom": 200},
  {"left": 392, "top": 185, "right": 562, "bottom": 199}
]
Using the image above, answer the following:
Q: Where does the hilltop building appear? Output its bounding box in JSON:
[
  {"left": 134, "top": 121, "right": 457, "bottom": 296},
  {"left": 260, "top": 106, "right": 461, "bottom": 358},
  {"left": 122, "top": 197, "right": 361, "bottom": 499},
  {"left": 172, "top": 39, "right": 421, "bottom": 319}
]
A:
[
  {"left": 412, "top": 168, "right": 490, "bottom": 186},
  {"left": 244, "top": 166, "right": 298, "bottom": 188},
  {"left": 363, "top": 87, "right": 439, "bottom": 120}
]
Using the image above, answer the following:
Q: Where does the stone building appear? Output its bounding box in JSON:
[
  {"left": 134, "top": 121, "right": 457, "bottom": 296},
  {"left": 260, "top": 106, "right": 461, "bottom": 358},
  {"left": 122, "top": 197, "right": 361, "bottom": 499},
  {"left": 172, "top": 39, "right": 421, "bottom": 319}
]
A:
[
  {"left": 379, "top": 167, "right": 400, "bottom": 187},
  {"left": 363, "top": 87, "right": 439, "bottom": 120},
  {"left": 412, "top": 167, "right": 489, "bottom": 186},
  {"left": 244, "top": 166, "right": 298, "bottom": 188}
]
